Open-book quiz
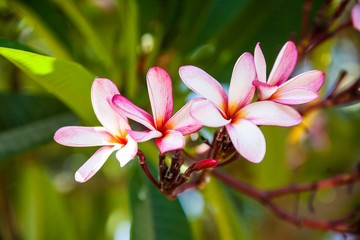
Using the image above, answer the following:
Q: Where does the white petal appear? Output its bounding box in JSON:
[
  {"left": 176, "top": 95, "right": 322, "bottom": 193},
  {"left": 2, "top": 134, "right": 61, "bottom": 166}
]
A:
[
  {"left": 75, "top": 145, "right": 118, "bottom": 182},
  {"left": 190, "top": 100, "right": 231, "bottom": 127},
  {"left": 267, "top": 41, "right": 298, "bottom": 86},
  {"left": 54, "top": 126, "right": 116, "bottom": 146},
  {"left": 226, "top": 120, "right": 265, "bottom": 163},
  {"left": 253, "top": 80, "right": 278, "bottom": 100},
  {"left": 238, "top": 101, "right": 302, "bottom": 127},
  {"left": 116, "top": 135, "right": 138, "bottom": 167},
  {"left": 164, "top": 98, "right": 203, "bottom": 135},
  {"left": 228, "top": 52, "right": 256, "bottom": 115},
  {"left": 272, "top": 88, "right": 319, "bottom": 105},
  {"left": 254, "top": 43, "right": 267, "bottom": 83},
  {"left": 147, "top": 67, "right": 173, "bottom": 129},
  {"left": 278, "top": 70, "right": 325, "bottom": 92},
  {"left": 112, "top": 94, "right": 155, "bottom": 130},
  {"left": 156, "top": 130, "right": 185, "bottom": 154},
  {"left": 126, "top": 129, "right": 163, "bottom": 142},
  {"left": 91, "top": 78, "right": 128, "bottom": 137},
  {"left": 179, "top": 65, "right": 228, "bottom": 112}
]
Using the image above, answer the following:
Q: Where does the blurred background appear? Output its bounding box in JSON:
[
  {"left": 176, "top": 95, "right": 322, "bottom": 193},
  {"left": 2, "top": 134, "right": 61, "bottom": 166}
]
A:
[{"left": 0, "top": 0, "right": 360, "bottom": 239}]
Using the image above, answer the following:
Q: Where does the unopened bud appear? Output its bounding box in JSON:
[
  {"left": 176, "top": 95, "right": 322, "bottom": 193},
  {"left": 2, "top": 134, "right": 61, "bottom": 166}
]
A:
[
  {"left": 192, "top": 159, "right": 218, "bottom": 171},
  {"left": 183, "top": 159, "right": 218, "bottom": 178}
]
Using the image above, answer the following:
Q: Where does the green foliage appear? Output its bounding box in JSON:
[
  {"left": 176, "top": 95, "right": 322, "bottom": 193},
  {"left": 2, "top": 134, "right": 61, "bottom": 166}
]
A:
[
  {"left": 0, "top": 93, "right": 78, "bottom": 160},
  {"left": 0, "top": 47, "right": 97, "bottom": 124},
  {"left": 17, "top": 161, "right": 77, "bottom": 240},
  {"left": 129, "top": 167, "right": 193, "bottom": 240}
]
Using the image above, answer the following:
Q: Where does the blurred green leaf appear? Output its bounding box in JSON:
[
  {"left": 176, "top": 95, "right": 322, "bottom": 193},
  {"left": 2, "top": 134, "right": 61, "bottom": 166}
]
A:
[
  {"left": 0, "top": 38, "right": 35, "bottom": 52},
  {"left": 17, "top": 161, "right": 77, "bottom": 240},
  {"left": 129, "top": 167, "right": 193, "bottom": 240},
  {"left": 117, "top": 0, "right": 139, "bottom": 97},
  {"left": 0, "top": 93, "right": 78, "bottom": 160},
  {"left": 247, "top": 127, "right": 291, "bottom": 188},
  {"left": 0, "top": 47, "right": 97, "bottom": 124},
  {"left": 8, "top": 0, "right": 72, "bottom": 60},
  {"left": 202, "top": 178, "right": 249, "bottom": 240},
  {"left": 53, "top": 0, "right": 111, "bottom": 68},
  {"left": 191, "top": 0, "right": 248, "bottom": 48}
]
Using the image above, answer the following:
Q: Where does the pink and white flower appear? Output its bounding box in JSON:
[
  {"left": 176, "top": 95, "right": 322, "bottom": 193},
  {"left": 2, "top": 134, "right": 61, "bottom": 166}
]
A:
[
  {"left": 54, "top": 78, "right": 138, "bottom": 182},
  {"left": 112, "top": 67, "right": 203, "bottom": 154},
  {"left": 252, "top": 41, "right": 325, "bottom": 105},
  {"left": 179, "top": 53, "right": 302, "bottom": 163},
  {"left": 352, "top": 3, "right": 360, "bottom": 31}
]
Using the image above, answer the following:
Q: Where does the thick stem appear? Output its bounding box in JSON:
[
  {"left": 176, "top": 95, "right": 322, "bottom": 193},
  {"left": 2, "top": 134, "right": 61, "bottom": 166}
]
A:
[
  {"left": 158, "top": 153, "right": 167, "bottom": 184},
  {"left": 137, "top": 150, "right": 160, "bottom": 188}
]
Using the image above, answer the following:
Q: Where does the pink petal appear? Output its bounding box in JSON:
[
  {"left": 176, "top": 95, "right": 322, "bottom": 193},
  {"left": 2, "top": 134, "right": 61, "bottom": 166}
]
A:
[
  {"left": 91, "top": 78, "right": 128, "bottom": 137},
  {"left": 156, "top": 130, "right": 185, "bottom": 154},
  {"left": 75, "top": 145, "right": 117, "bottom": 182},
  {"left": 115, "top": 135, "right": 138, "bottom": 167},
  {"left": 190, "top": 100, "right": 231, "bottom": 127},
  {"left": 254, "top": 43, "right": 267, "bottom": 83},
  {"left": 228, "top": 52, "right": 256, "bottom": 115},
  {"left": 225, "top": 120, "right": 265, "bottom": 163},
  {"left": 147, "top": 67, "right": 173, "bottom": 129},
  {"left": 267, "top": 41, "right": 298, "bottom": 86},
  {"left": 238, "top": 101, "right": 302, "bottom": 127},
  {"left": 126, "top": 129, "right": 163, "bottom": 142},
  {"left": 163, "top": 98, "right": 203, "bottom": 135},
  {"left": 54, "top": 126, "right": 117, "bottom": 146},
  {"left": 278, "top": 70, "right": 325, "bottom": 92},
  {"left": 112, "top": 94, "right": 155, "bottom": 130},
  {"left": 253, "top": 80, "right": 278, "bottom": 100},
  {"left": 179, "top": 65, "right": 228, "bottom": 112},
  {"left": 352, "top": 4, "right": 360, "bottom": 31},
  {"left": 272, "top": 88, "right": 319, "bottom": 105}
]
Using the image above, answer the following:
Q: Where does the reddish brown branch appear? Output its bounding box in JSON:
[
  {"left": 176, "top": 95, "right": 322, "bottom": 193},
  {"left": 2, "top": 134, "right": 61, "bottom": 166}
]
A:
[
  {"left": 301, "top": 0, "right": 313, "bottom": 39},
  {"left": 211, "top": 169, "right": 360, "bottom": 233},
  {"left": 216, "top": 153, "right": 240, "bottom": 167},
  {"left": 137, "top": 150, "right": 160, "bottom": 188},
  {"left": 266, "top": 167, "right": 360, "bottom": 198}
]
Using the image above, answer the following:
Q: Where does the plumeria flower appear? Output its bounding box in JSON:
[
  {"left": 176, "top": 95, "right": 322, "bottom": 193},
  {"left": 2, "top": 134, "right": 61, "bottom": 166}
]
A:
[
  {"left": 112, "top": 67, "right": 203, "bottom": 154},
  {"left": 252, "top": 41, "right": 325, "bottom": 104},
  {"left": 54, "top": 78, "right": 137, "bottom": 182},
  {"left": 179, "top": 53, "right": 302, "bottom": 163},
  {"left": 352, "top": 2, "right": 360, "bottom": 31}
]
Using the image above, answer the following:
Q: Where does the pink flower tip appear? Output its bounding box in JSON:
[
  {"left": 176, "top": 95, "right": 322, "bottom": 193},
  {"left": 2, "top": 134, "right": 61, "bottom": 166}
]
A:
[
  {"left": 352, "top": 4, "right": 360, "bottom": 31},
  {"left": 75, "top": 171, "right": 87, "bottom": 183}
]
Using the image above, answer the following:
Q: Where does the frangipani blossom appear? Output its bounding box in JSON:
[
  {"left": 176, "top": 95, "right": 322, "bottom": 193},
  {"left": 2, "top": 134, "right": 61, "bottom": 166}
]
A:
[
  {"left": 54, "top": 78, "right": 138, "bottom": 182},
  {"left": 180, "top": 53, "right": 302, "bottom": 163},
  {"left": 112, "top": 67, "right": 202, "bottom": 154},
  {"left": 253, "top": 41, "right": 325, "bottom": 105},
  {"left": 352, "top": 3, "right": 360, "bottom": 31}
]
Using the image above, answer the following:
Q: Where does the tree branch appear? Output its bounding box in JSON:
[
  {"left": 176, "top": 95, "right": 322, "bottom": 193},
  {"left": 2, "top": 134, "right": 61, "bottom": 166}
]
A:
[{"left": 211, "top": 169, "right": 360, "bottom": 234}]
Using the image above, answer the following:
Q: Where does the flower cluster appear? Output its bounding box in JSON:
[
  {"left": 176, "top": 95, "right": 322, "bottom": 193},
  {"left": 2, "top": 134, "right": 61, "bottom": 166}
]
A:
[{"left": 54, "top": 41, "right": 324, "bottom": 182}]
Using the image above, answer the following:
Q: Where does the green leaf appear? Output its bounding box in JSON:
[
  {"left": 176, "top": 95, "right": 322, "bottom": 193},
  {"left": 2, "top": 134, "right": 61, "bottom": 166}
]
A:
[
  {"left": 8, "top": 0, "right": 72, "bottom": 60},
  {"left": 53, "top": 0, "right": 111, "bottom": 68},
  {"left": 202, "top": 178, "right": 249, "bottom": 240},
  {"left": 129, "top": 167, "right": 193, "bottom": 240},
  {"left": 117, "top": 0, "right": 139, "bottom": 97},
  {"left": 0, "top": 47, "right": 97, "bottom": 124},
  {"left": 16, "top": 161, "right": 77, "bottom": 240},
  {"left": 0, "top": 93, "right": 78, "bottom": 160},
  {"left": 0, "top": 38, "right": 36, "bottom": 52}
]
